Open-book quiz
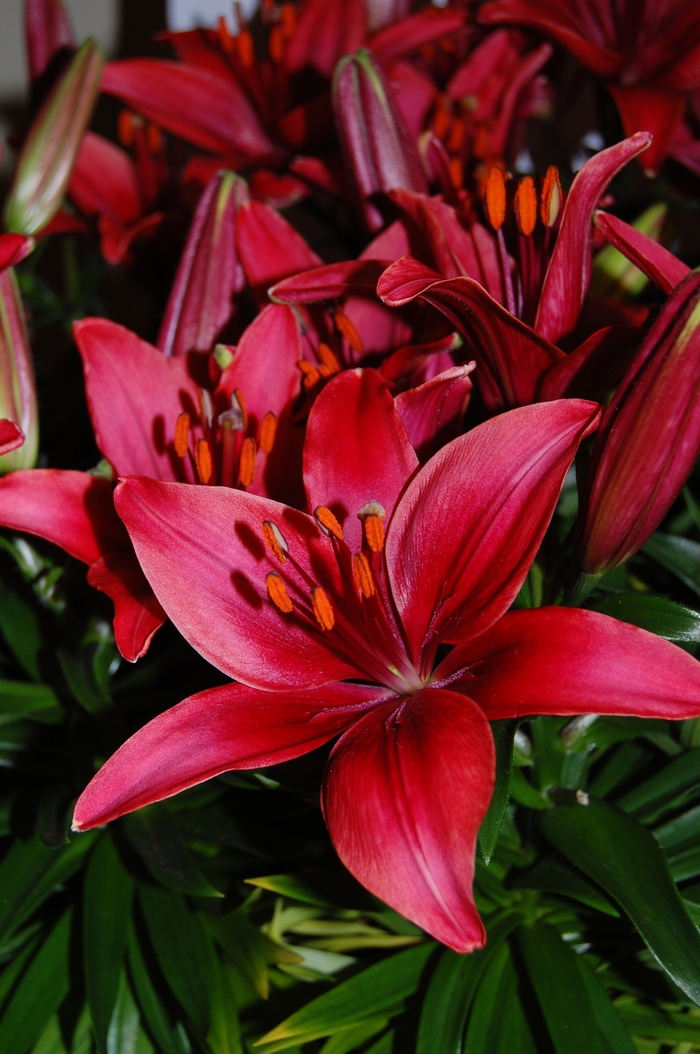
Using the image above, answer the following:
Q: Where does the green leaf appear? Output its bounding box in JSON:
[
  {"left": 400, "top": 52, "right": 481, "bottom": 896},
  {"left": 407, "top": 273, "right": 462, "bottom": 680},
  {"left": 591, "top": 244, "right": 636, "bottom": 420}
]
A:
[
  {"left": 614, "top": 1003, "right": 700, "bottom": 1043},
  {"left": 363, "top": 1033, "right": 394, "bottom": 1054},
  {"left": 58, "top": 647, "right": 113, "bottom": 715},
  {"left": 511, "top": 856, "right": 618, "bottom": 916},
  {"left": 207, "top": 958, "right": 243, "bottom": 1054},
  {"left": 0, "top": 681, "right": 61, "bottom": 724},
  {"left": 138, "top": 885, "right": 213, "bottom": 1037},
  {"left": 107, "top": 971, "right": 141, "bottom": 1054},
  {"left": 416, "top": 913, "right": 520, "bottom": 1054},
  {"left": 0, "top": 909, "right": 72, "bottom": 1054},
  {"left": 84, "top": 834, "right": 135, "bottom": 1053},
  {"left": 317, "top": 1019, "right": 388, "bottom": 1054},
  {"left": 124, "top": 806, "right": 223, "bottom": 898},
  {"left": 0, "top": 832, "right": 96, "bottom": 944},
  {"left": 126, "top": 926, "right": 188, "bottom": 1054},
  {"left": 540, "top": 796, "right": 700, "bottom": 1004},
  {"left": 462, "top": 941, "right": 518, "bottom": 1054},
  {"left": 592, "top": 593, "right": 700, "bottom": 642},
  {"left": 573, "top": 956, "right": 638, "bottom": 1054},
  {"left": 517, "top": 921, "right": 608, "bottom": 1054},
  {"left": 209, "top": 910, "right": 301, "bottom": 1000},
  {"left": 255, "top": 942, "right": 434, "bottom": 1051},
  {"left": 644, "top": 533, "right": 700, "bottom": 596},
  {"left": 615, "top": 749, "right": 700, "bottom": 820},
  {"left": 244, "top": 874, "right": 336, "bottom": 907},
  {"left": 478, "top": 721, "right": 517, "bottom": 864},
  {"left": 0, "top": 574, "right": 43, "bottom": 679}
]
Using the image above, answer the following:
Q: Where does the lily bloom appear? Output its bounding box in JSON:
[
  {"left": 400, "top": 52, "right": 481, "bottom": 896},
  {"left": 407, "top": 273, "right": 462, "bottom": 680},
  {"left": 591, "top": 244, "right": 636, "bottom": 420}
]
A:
[
  {"left": 479, "top": 0, "right": 700, "bottom": 174},
  {"left": 73, "top": 372, "right": 700, "bottom": 950}
]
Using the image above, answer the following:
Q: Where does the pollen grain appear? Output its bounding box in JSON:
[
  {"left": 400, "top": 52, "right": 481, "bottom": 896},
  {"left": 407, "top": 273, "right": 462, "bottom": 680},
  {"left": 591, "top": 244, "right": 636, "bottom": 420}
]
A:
[
  {"left": 262, "top": 520, "right": 288, "bottom": 563},
  {"left": 259, "top": 411, "right": 277, "bottom": 454},
  {"left": 194, "top": 438, "right": 213, "bottom": 484},
  {"left": 238, "top": 437, "right": 256, "bottom": 487},
  {"left": 266, "top": 572, "right": 293, "bottom": 613},
  {"left": 311, "top": 587, "right": 335, "bottom": 631},
  {"left": 514, "top": 176, "right": 537, "bottom": 236},
  {"left": 352, "top": 552, "right": 375, "bottom": 598},
  {"left": 314, "top": 506, "right": 344, "bottom": 540},
  {"left": 174, "top": 412, "right": 190, "bottom": 458}
]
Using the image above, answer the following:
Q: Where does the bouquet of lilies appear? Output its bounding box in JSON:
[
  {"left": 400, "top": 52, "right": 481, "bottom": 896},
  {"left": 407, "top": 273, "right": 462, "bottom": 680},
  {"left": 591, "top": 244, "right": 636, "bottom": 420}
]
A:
[{"left": 2, "top": 0, "right": 700, "bottom": 1051}]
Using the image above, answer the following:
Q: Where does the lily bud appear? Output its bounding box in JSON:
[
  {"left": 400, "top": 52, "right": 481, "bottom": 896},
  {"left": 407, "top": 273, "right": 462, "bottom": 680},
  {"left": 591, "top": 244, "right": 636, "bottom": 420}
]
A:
[
  {"left": 333, "top": 48, "right": 426, "bottom": 231},
  {"left": 25, "top": 0, "right": 74, "bottom": 87},
  {"left": 577, "top": 270, "right": 700, "bottom": 576},
  {"left": 5, "top": 39, "right": 103, "bottom": 235},
  {"left": 0, "top": 269, "right": 38, "bottom": 474},
  {"left": 157, "top": 171, "right": 246, "bottom": 358}
]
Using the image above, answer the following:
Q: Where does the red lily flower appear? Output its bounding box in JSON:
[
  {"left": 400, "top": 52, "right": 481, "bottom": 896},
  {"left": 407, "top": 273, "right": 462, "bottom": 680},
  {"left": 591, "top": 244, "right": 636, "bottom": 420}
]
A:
[
  {"left": 72, "top": 372, "right": 700, "bottom": 949},
  {"left": 478, "top": 0, "right": 700, "bottom": 174}
]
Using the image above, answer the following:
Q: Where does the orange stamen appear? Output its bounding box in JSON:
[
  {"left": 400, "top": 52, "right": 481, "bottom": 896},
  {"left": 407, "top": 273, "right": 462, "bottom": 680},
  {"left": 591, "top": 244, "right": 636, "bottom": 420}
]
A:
[
  {"left": 218, "top": 15, "right": 234, "bottom": 53},
  {"left": 317, "top": 342, "right": 341, "bottom": 375},
  {"left": 281, "top": 3, "right": 296, "bottom": 37},
  {"left": 194, "top": 438, "right": 213, "bottom": 484},
  {"left": 484, "top": 165, "right": 507, "bottom": 231},
  {"left": 447, "top": 116, "right": 467, "bottom": 154},
  {"left": 334, "top": 311, "right": 363, "bottom": 354},
  {"left": 266, "top": 572, "right": 293, "bottom": 613},
  {"left": 449, "top": 156, "right": 463, "bottom": 191},
  {"left": 233, "top": 388, "right": 247, "bottom": 429},
  {"left": 540, "top": 166, "right": 562, "bottom": 228},
  {"left": 268, "top": 24, "right": 285, "bottom": 62},
  {"left": 237, "top": 28, "right": 255, "bottom": 67},
  {"left": 262, "top": 520, "right": 288, "bottom": 563},
  {"left": 238, "top": 437, "right": 256, "bottom": 487},
  {"left": 432, "top": 101, "right": 451, "bottom": 141},
  {"left": 146, "top": 124, "right": 162, "bottom": 155},
  {"left": 174, "top": 412, "right": 190, "bottom": 458},
  {"left": 118, "top": 110, "right": 135, "bottom": 148},
  {"left": 514, "top": 175, "right": 537, "bottom": 237},
  {"left": 259, "top": 411, "right": 277, "bottom": 454},
  {"left": 352, "top": 552, "right": 375, "bottom": 598},
  {"left": 363, "top": 515, "right": 385, "bottom": 553},
  {"left": 298, "top": 360, "right": 322, "bottom": 390},
  {"left": 314, "top": 506, "right": 344, "bottom": 541},
  {"left": 311, "top": 587, "right": 335, "bottom": 631}
]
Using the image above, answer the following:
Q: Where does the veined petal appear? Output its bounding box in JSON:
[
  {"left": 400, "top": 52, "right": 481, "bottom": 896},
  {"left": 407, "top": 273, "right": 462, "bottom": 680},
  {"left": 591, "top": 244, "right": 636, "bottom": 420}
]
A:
[
  {"left": 607, "top": 86, "right": 684, "bottom": 175},
  {"left": 25, "top": 0, "right": 74, "bottom": 84},
  {"left": 270, "top": 260, "right": 390, "bottom": 304},
  {"left": 386, "top": 400, "right": 600, "bottom": 667},
  {"left": 73, "top": 318, "right": 200, "bottom": 481},
  {"left": 0, "top": 234, "right": 34, "bottom": 273},
  {"left": 74, "top": 680, "right": 386, "bottom": 830},
  {"left": 322, "top": 688, "right": 494, "bottom": 952},
  {"left": 0, "top": 468, "right": 128, "bottom": 565},
  {"left": 235, "top": 199, "right": 322, "bottom": 298},
  {"left": 69, "top": 132, "right": 142, "bottom": 226},
  {"left": 285, "top": 0, "right": 367, "bottom": 77},
  {"left": 443, "top": 608, "right": 700, "bottom": 721},
  {"left": 101, "top": 60, "right": 276, "bottom": 160},
  {"left": 594, "top": 211, "right": 690, "bottom": 294},
  {"left": 369, "top": 8, "right": 467, "bottom": 65},
  {"left": 87, "top": 554, "right": 165, "bottom": 663},
  {"left": 539, "top": 325, "right": 643, "bottom": 401},
  {"left": 535, "top": 132, "right": 652, "bottom": 344},
  {"left": 303, "top": 370, "right": 419, "bottom": 553},
  {"left": 378, "top": 256, "right": 562, "bottom": 411},
  {"left": 115, "top": 477, "right": 362, "bottom": 689},
  {"left": 0, "top": 420, "right": 24, "bottom": 455},
  {"left": 394, "top": 364, "right": 474, "bottom": 463}
]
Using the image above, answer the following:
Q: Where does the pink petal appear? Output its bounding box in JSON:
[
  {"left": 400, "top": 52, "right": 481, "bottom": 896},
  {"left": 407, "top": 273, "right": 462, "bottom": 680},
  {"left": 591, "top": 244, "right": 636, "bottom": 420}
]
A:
[
  {"left": 285, "top": 0, "right": 367, "bottom": 77},
  {"left": 303, "top": 370, "right": 419, "bottom": 552},
  {"left": 322, "top": 687, "right": 494, "bottom": 952},
  {"left": 539, "top": 325, "right": 643, "bottom": 401},
  {"left": 73, "top": 318, "right": 200, "bottom": 481},
  {"left": 87, "top": 553, "right": 165, "bottom": 662},
  {"left": 235, "top": 199, "right": 322, "bottom": 299},
  {"left": 0, "top": 234, "right": 34, "bottom": 273},
  {"left": 378, "top": 255, "right": 562, "bottom": 411},
  {"left": 115, "top": 477, "right": 362, "bottom": 689},
  {"left": 394, "top": 364, "right": 474, "bottom": 463},
  {"left": 25, "top": 0, "right": 74, "bottom": 84},
  {"left": 594, "top": 211, "right": 690, "bottom": 294},
  {"left": 386, "top": 400, "right": 600, "bottom": 668},
  {"left": 69, "top": 132, "right": 142, "bottom": 226},
  {"left": 101, "top": 59, "right": 276, "bottom": 160},
  {"left": 158, "top": 171, "right": 244, "bottom": 358},
  {"left": 0, "top": 468, "right": 128, "bottom": 565},
  {"left": 0, "top": 420, "right": 24, "bottom": 455},
  {"left": 535, "top": 132, "right": 653, "bottom": 344},
  {"left": 270, "top": 260, "right": 390, "bottom": 304},
  {"left": 369, "top": 9, "right": 467, "bottom": 65},
  {"left": 443, "top": 608, "right": 700, "bottom": 721},
  {"left": 74, "top": 679, "right": 386, "bottom": 829},
  {"left": 607, "top": 86, "right": 684, "bottom": 175}
]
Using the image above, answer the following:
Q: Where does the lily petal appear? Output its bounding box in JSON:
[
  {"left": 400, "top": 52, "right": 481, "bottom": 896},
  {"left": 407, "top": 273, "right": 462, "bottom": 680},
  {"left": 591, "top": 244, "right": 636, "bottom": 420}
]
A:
[
  {"left": 74, "top": 679, "right": 385, "bottom": 830},
  {"left": 236, "top": 199, "right": 322, "bottom": 299},
  {"left": 69, "top": 132, "right": 142, "bottom": 226},
  {"left": 607, "top": 86, "right": 684, "bottom": 175},
  {"left": 386, "top": 400, "right": 600, "bottom": 667},
  {"left": 304, "top": 370, "right": 419, "bottom": 552},
  {"left": 535, "top": 132, "right": 652, "bottom": 344},
  {"left": 322, "top": 687, "right": 494, "bottom": 952},
  {"left": 0, "top": 420, "right": 24, "bottom": 455},
  {"left": 539, "top": 325, "right": 643, "bottom": 401},
  {"left": 443, "top": 608, "right": 700, "bottom": 721},
  {"left": 73, "top": 318, "right": 200, "bottom": 481},
  {"left": 87, "top": 554, "right": 165, "bottom": 662},
  {"left": 594, "top": 211, "right": 690, "bottom": 294},
  {"left": 394, "top": 364, "right": 474, "bottom": 463},
  {"left": 0, "top": 234, "right": 34, "bottom": 273},
  {"left": 115, "top": 478, "right": 362, "bottom": 689}
]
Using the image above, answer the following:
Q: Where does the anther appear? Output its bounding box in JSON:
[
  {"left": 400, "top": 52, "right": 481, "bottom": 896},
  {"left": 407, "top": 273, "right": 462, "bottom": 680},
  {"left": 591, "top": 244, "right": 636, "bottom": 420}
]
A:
[
  {"left": 281, "top": 3, "right": 296, "bottom": 37},
  {"left": 174, "top": 412, "right": 190, "bottom": 458},
  {"left": 352, "top": 552, "right": 375, "bottom": 598},
  {"left": 238, "top": 437, "right": 256, "bottom": 487},
  {"left": 311, "top": 587, "right": 335, "bottom": 631},
  {"left": 194, "top": 438, "right": 213, "bottom": 484},
  {"left": 262, "top": 520, "right": 288, "bottom": 563},
  {"left": 514, "top": 176, "right": 537, "bottom": 237},
  {"left": 237, "top": 28, "right": 255, "bottom": 67},
  {"left": 298, "top": 360, "right": 322, "bottom": 390},
  {"left": 314, "top": 506, "right": 344, "bottom": 541},
  {"left": 484, "top": 166, "right": 507, "bottom": 231},
  {"left": 266, "top": 572, "right": 293, "bottom": 613},
  {"left": 540, "top": 166, "right": 562, "bottom": 228},
  {"left": 334, "top": 311, "right": 363, "bottom": 354},
  {"left": 146, "top": 124, "right": 162, "bottom": 155},
  {"left": 317, "top": 343, "right": 341, "bottom": 375},
  {"left": 268, "top": 24, "right": 285, "bottom": 62},
  {"left": 358, "top": 501, "right": 386, "bottom": 553},
  {"left": 217, "top": 15, "right": 234, "bottom": 53},
  {"left": 259, "top": 411, "right": 277, "bottom": 454},
  {"left": 117, "top": 110, "right": 135, "bottom": 148}
]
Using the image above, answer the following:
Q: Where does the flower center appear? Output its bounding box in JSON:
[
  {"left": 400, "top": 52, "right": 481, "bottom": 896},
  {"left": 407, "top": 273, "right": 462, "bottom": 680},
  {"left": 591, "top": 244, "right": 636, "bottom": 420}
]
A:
[{"left": 260, "top": 506, "right": 424, "bottom": 695}]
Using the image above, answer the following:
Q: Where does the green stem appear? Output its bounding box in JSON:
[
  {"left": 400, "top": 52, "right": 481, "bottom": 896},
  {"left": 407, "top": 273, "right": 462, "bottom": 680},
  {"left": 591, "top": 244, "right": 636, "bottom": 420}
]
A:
[{"left": 564, "top": 571, "right": 601, "bottom": 607}]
